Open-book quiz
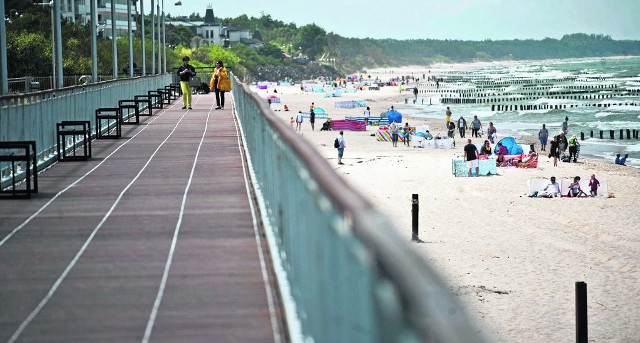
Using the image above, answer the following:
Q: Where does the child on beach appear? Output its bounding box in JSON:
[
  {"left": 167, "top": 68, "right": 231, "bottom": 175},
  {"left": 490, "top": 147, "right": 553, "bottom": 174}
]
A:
[
  {"left": 589, "top": 174, "right": 600, "bottom": 197},
  {"left": 290, "top": 117, "right": 294, "bottom": 128}
]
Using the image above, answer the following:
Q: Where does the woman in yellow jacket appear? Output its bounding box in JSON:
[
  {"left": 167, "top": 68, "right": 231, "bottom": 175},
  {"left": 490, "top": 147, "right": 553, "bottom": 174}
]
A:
[{"left": 210, "top": 60, "right": 232, "bottom": 109}]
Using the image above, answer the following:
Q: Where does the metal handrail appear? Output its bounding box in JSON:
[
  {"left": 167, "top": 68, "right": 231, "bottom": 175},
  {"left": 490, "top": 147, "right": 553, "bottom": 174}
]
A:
[{"left": 233, "top": 75, "right": 482, "bottom": 342}]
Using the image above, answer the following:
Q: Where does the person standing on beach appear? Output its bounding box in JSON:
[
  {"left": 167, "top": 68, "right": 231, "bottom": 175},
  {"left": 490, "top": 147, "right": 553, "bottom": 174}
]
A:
[
  {"left": 562, "top": 117, "right": 569, "bottom": 134},
  {"left": 549, "top": 135, "right": 560, "bottom": 167},
  {"left": 336, "top": 131, "right": 346, "bottom": 165},
  {"left": 403, "top": 123, "right": 411, "bottom": 147},
  {"left": 445, "top": 107, "right": 452, "bottom": 128},
  {"left": 389, "top": 121, "right": 400, "bottom": 147},
  {"left": 487, "top": 122, "right": 497, "bottom": 143},
  {"left": 457, "top": 116, "right": 467, "bottom": 138},
  {"left": 539, "top": 124, "right": 549, "bottom": 151},
  {"left": 309, "top": 102, "right": 316, "bottom": 131},
  {"left": 558, "top": 132, "right": 568, "bottom": 156},
  {"left": 363, "top": 106, "right": 371, "bottom": 126},
  {"left": 464, "top": 139, "right": 479, "bottom": 177},
  {"left": 295, "top": 111, "right": 303, "bottom": 131},
  {"left": 568, "top": 134, "right": 580, "bottom": 163},
  {"left": 471, "top": 115, "right": 483, "bottom": 138}
]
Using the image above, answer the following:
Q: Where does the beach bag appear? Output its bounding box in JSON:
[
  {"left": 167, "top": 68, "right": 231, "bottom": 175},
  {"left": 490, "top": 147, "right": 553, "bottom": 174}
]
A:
[{"left": 334, "top": 138, "right": 340, "bottom": 148}]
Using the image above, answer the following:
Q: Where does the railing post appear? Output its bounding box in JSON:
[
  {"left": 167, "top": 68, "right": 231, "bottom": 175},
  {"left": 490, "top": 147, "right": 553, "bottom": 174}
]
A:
[
  {"left": 411, "top": 194, "right": 419, "bottom": 242},
  {"left": 576, "top": 281, "right": 588, "bottom": 343}
]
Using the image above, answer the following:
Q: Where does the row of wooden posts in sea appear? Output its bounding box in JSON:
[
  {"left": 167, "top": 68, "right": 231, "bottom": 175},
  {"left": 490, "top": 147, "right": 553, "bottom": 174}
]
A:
[{"left": 580, "top": 129, "right": 640, "bottom": 141}]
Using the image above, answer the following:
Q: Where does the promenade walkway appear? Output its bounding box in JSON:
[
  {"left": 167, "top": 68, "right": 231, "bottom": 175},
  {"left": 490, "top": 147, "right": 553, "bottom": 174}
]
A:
[{"left": 0, "top": 94, "right": 284, "bottom": 342}]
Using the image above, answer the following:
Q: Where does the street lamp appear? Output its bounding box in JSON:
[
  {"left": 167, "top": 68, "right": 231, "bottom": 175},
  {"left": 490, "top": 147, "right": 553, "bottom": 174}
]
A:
[{"left": 35, "top": 0, "right": 63, "bottom": 89}]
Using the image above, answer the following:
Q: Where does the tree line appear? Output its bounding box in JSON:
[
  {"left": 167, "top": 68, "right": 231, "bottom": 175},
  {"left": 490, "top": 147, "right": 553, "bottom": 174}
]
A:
[{"left": 5, "top": 1, "right": 640, "bottom": 83}]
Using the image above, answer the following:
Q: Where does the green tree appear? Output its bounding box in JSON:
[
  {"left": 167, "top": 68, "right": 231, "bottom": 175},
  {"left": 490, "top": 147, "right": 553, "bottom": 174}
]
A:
[{"left": 292, "top": 24, "right": 327, "bottom": 60}]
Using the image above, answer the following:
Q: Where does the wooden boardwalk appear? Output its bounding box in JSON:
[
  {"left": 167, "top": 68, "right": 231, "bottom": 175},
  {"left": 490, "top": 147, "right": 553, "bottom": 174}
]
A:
[{"left": 0, "top": 94, "right": 284, "bottom": 342}]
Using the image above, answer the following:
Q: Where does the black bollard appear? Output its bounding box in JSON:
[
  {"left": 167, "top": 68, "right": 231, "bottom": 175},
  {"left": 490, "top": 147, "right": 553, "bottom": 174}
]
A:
[
  {"left": 580, "top": 132, "right": 584, "bottom": 141},
  {"left": 411, "top": 194, "right": 419, "bottom": 242},
  {"left": 600, "top": 131, "right": 603, "bottom": 139},
  {"left": 590, "top": 130, "right": 593, "bottom": 138},
  {"left": 610, "top": 130, "right": 614, "bottom": 139},
  {"left": 576, "top": 282, "right": 588, "bottom": 343},
  {"left": 627, "top": 129, "right": 631, "bottom": 140},
  {"left": 620, "top": 129, "right": 624, "bottom": 140}
]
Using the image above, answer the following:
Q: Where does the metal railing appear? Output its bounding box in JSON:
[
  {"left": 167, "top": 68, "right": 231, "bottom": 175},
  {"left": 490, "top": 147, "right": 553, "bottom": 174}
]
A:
[
  {"left": 7, "top": 74, "right": 146, "bottom": 94},
  {"left": 232, "top": 76, "right": 482, "bottom": 342},
  {"left": 0, "top": 74, "right": 172, "bottom": 187}
]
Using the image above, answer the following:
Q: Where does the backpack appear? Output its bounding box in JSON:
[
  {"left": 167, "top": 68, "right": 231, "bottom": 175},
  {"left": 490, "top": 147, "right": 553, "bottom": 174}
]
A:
[{"left": 334, "top": 138, "right": 340, "bottom": 148}]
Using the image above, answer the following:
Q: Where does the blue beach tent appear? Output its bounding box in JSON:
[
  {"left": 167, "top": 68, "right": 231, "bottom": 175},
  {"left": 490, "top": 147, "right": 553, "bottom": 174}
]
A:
[
  {"left": 386, "top": 110, "right": 402, "bottom": 124},
  {"left": 495, "top": 137, "right": 523, "bottom": 155}
]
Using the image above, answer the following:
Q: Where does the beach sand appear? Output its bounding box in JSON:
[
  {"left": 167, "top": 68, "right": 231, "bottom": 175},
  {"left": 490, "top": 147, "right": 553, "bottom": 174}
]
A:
[{"left": 252, "top": 63, "right": 640, "bottom": 342}]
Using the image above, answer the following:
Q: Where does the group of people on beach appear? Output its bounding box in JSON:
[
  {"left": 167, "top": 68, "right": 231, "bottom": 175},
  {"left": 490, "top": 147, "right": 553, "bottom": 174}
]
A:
[
  {"left": 537, "top": 174, "right": 600, "bottom": 198},
  {"left": 446, "top": 108, "right": 496, "bottom": 143}
]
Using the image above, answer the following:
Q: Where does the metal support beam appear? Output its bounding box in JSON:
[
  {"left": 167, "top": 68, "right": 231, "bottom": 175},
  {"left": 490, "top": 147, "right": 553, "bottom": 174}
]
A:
[
  {"left": 0, "top": 0, "right": 8, "bottom": 94},
  {"left": 141, "top": 0, "right": 146, "bottom": 75},
  {"left": 111, "top": 0, "right": 118, "bottom": 80},
  {"left": 91, "top": 0, "right": 98, "bottom": 82},
  {"left": 127, "top": 0, "right": 134, "bottom": 78}
]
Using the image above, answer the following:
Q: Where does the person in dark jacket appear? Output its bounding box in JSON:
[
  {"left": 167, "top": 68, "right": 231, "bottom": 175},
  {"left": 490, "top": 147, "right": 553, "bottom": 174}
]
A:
[{"left": 177, "top": 56, "right": 196, "bottom": 109}]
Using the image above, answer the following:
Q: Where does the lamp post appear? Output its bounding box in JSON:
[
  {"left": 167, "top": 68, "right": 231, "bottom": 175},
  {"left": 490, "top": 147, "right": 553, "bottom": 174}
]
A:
[
  {"left": 35, "top": 0, "right": 63, "bottom": 89},
  {"left": 0, "top": 0, "right": 9, "bottom": 94}
]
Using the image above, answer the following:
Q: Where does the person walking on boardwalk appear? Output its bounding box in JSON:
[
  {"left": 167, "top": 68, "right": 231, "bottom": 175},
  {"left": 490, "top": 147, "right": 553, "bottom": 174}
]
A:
[
  {"left": 336, "top": 131, "right": 346, "bottom": 165},
  {"left": 538, "top": 124, "right": 549, "bottom": 151},
  {"left": 463, "top": 138, "right": 479, "bottom": 177},
  {"left": 210, "top": 60, "right": 231, "bottom": 110},
  {"left": 177, "top": 56, "right": 196, "bottom": 109}
]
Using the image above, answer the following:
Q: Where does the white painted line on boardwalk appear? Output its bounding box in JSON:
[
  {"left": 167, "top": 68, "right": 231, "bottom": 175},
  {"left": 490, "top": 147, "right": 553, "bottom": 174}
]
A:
[
  {"left": 6, "top": 100, "right": 195, "bottom": 343},
  {"left": 0, "top": 102, "right": 182, "bottom": 248},
  {"left": 141, "top": 101, "right": 213, "bottom": 343},
  {"left": 231, "top": 96, "right": 283, "bottom": 343}
]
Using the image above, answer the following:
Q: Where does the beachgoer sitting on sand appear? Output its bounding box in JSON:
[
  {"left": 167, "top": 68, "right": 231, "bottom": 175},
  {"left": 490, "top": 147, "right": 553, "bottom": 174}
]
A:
[
  {"left": 538, "top": 176, "right": 561, "bottom": 198},
  {"left": 480, "top": 140, "right": 492, "bottom": 155},
  {"left": 615, "top": 153, "right": 628, "bottom": 166},
  {"left": 567, "top": 176, "right": 587, "bottom": 197}
]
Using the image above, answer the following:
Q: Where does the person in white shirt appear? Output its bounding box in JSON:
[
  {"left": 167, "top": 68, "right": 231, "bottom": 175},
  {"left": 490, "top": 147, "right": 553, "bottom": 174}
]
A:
[
  {"left": 539, "top": 176, "right": 561, "bottom": 197},
  {"left": 295, "top": 111, "right": 303, "bottom": 131},
  {"left": 363, "top": 106, "right": 371, "bottom": 126}
]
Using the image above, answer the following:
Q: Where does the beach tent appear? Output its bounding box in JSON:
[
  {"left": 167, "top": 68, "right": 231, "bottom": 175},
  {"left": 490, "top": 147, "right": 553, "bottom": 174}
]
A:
[
  {"left": 495, "top": 137, "right": 523, "bottom": 155},
  {"left": 386, "top": 110, "right": 403, "bottom": 124}
]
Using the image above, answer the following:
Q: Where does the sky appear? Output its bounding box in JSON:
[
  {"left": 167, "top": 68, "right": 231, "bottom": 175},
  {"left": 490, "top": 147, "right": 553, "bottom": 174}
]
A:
[{"left": 161, "top": 0, "right": 640, "bottom": 41}]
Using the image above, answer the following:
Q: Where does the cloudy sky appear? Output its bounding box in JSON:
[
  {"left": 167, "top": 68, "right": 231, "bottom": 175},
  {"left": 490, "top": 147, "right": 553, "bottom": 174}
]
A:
[{"left": 161, "top": 0, "right": 640, "bottom": 41}]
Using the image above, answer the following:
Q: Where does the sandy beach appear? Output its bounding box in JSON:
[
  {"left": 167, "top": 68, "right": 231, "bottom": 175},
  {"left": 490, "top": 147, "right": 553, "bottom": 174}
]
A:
[{"left": 250, "top": 63, "right": 640, "bottom": 342}]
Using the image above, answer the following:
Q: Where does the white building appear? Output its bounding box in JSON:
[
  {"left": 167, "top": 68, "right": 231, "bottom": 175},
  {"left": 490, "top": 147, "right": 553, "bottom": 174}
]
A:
[
  {"left": 196, "top": 7, "right": 261, "bottom": 47},
  {"left": 58, "top": 0, "right": 139, "bottom": 38}
]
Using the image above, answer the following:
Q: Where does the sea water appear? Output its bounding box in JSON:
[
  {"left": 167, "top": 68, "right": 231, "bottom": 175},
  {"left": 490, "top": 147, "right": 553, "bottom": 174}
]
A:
[{"left": 408, "top": 57, "right": 640, "bottom": 167}]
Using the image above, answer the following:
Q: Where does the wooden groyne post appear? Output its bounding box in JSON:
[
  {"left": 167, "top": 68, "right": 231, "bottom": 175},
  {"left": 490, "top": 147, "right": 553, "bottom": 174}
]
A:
[
  {"left": 576, "top": 281, "right": 588, "bottom": 343},
  {"left": 411, "top": 194, "right": 420, "bottom": 242}
]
